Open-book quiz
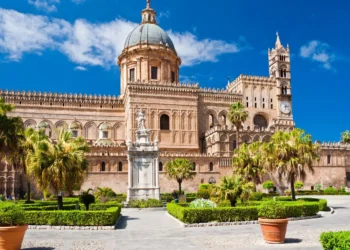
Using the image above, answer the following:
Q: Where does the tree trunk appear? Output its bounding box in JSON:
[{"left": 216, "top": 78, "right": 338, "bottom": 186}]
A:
[
  {"left": 178, "top": 179, "right": 182, "bottom": 195},
  {"left": 57, "top": 193, "right": 63, "bottom": 210},
  {"left": 236, "top": 123, "right": 240, "bottom": 149},
  {"left": 290, "top": 177, "right": 296, "bottom": 201},
  {"left": 26, "top": 182, "right": 31, "bottom": 203}
]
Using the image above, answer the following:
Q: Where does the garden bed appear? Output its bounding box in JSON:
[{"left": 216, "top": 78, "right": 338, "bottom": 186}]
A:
[{"left": 167, "top": 200, "right": 322, "bottom": 224}]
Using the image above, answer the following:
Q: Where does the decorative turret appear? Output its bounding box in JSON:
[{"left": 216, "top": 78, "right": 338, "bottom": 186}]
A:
[{"left": 141, "top": 0, "right": 157, "bottom": 24}]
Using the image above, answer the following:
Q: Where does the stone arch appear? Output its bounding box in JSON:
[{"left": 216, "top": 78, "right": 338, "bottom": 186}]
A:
[
  {"left": 113, "top": 123, "right": 125, "bottom": 141},
  {"left": 241, "top": 135, "right": 252, "bottom": 144},
  {"left": 84, "top": 121, "right": 98, "bottom": 140},
  {"left": 24, "top": 119, "right": 37, "bottom": 129},
  {"left": 38, "top": 120, "right": 54, "bottom": 138},
  {"left": 172, "top": 111, "right": 178, "bottom": 130},
  {"left": 158, "top": 111, "right": 171, "bottom": 130},
  {"left": 220, "top": 134, "right": 228, "bottom": 142},
  {"left": 218, "top": 110, "right": 228, "bottom": 126},
  {"left": 253, "top": 135, "right": 260, "bottom": 142},
  {"left": 55, "top": 120, "right": 68, "bottom": 131},
  {"left": 206, "top": 110, "right": 218, "bottom": 130},
  {"left": 262, "top": 135, "right": 271, "bottom": 142}
]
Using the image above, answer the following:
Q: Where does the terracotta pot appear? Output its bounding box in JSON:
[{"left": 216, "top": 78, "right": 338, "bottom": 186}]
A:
[
  {"left": 258, "top": 218, "right": 288, "bottom": 244},
  {"left": 0, "top": 225, "right": 28, "bottom": 250}
]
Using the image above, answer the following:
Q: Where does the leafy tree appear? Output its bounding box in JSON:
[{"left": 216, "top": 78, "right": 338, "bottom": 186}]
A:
[
  {"left": 232, "top": 142, "right": 264, "bottom": 183},
  {"left": 28, "top": 130, "right": 89, "bottom": 209},
  {"left": 341, "top": 130, "right": 350, "bottom": 144},
  {"left": 212, "top": 175, "right": 255, "bottom": 207},
  {"left": 262, "top": 180, "right": 275, "bottom": 190},
  {"left": 228, "top": 102, "right": 248, "bottom": 149},
  {"left": 164, "top": 158, "right": 196, "bottom": 194},
  {"left": 262, "top": 128, "right": 320, "bottom": 201},
  {"left": 294, "top": 181, "right": 304, "bottom": 190}
]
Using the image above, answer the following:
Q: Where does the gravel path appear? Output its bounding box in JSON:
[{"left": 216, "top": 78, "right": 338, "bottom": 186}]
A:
[{"left": 22, "top": 196, "right": 350, "bottom": 250}]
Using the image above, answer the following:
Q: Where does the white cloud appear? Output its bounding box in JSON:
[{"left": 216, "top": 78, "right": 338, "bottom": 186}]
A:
[
  {"left": 300, "top": 40, "right": 335, "bottom": 70},
  {"left": 0, "top": 8, "right": 70, "bottom": 61},
  {"left": 0, "top": 8, "right": 245, "bottom": 68},
  {"left": 159, "top": 11, "right": 170, "bottom": 20},
  {"left": 169, "top": 31, "right": 240, "bottom": 66},
  {"left": 74, "top": 66, "right": 87, "bottom": 71},
  {"left": 28, "top": 0, "right": 60, "bottom": 13}
]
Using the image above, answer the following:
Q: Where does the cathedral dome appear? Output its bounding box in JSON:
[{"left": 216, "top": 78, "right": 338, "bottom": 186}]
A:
[{"left": 124, "top": 23, "right": 175, "bottom": 52}]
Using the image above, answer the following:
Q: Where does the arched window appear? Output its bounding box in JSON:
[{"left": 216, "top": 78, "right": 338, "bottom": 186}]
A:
[
  {"left": 231, "top": 140, "right": 237, "bottom": 150},
  {"left": 208, "top": 177, "right": 216, "bottom": 184},
  {"left": 254, "top": 114, "right": 268, "bottom": 129},
  {"left": 159, "top": 162, "right": 163, "bottom": 172},
  {"left": 221, "top": 115, "right": 226, "bottom": 126},
  {"left": 118, "top": 162, "right": 123, "bottom": 172},
  {"left": 283, "top": 69, "right": 287, "bottom": 78},
  {"left": 192, "top": 162, "right": 196, "bottom": 171},
  {"left": 160, "top": 115, "right": 170, "bottom": 130},
  {"left": 101, "top": 162, "right": 106, "bottom": 172},
  {"left": 209, "top": 162, "right": 214, "bottom": 172},
  {"left": 209, "top": 114, "right": 214, "bottom": 129}
]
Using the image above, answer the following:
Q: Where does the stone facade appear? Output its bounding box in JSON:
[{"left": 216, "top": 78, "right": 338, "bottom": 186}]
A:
[{"left": 1, "top": 1, "right": 349, "bottom": 197}]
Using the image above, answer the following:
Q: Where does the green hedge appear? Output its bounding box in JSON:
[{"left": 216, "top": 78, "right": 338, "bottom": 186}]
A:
[
  {"left": 24, "top": 206, "right": 121, "bottom": 226},
  {"left": 285, "top": 190, "right": 350, "bottom": 196},
  {"left": 297, "top": 198, "right": 328, "bottom": 211},
  {"left": 80, "top": 202, "right": 121, "bottom": 211},
  {"left": 20, "top": 204, "right": 77, "bottom": 211},
  {"left": 167, "top": 202, "right": 320, "bottom": 224},
  {"left": 320, "top": 231, "right": 350, "bottom": 250}
]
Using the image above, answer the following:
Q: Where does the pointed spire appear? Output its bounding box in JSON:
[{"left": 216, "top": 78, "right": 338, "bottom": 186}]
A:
[
  {"left": 276, "top": 32, "right": 282, "bottom": 49},
  {"left": 146, "top": 0, "right": 150, "bottom": 9}
]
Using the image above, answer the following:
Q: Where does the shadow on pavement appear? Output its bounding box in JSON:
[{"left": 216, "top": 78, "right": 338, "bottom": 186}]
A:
[
  {"left": 115, "top": 215, "right": 139, "bottom": 229},
  {"left": 284, "top": 238, "right": 302, "bottom": 244}
]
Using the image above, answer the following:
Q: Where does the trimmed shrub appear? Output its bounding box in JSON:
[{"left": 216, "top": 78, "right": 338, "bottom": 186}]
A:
[
  {"left": 283, "top": 203, "right": 319, "bottom": 217},
  {"left": 258, "top": 201, "right": 287, "bottom": 219},
  {"left": 320, "top": 231, "right": 350, "bottom": 250},
  {"left": 199, "top": 184, "right": 212, "bottom": 190},
  {"left": 249, "top": 192, "right": 263, "bottom": 201},
  {"left": 128, "top": 199, "right": 163, "bottom": 208},
  {"left": 324, "top": 187, "right": 338, "bottom": 194},
  {"left": 262, "top": 180, "right": 275, "bottom": 190},
  {"left": 189, "top": 199, "right": 216, "bottom": 208},
  {"left": 24, "top": 206, "right": 121, "bottom": 226},
  {"left": 196, "top": 189, "right": 210, "bottom": 199},
  {"left": 0, "top": 204, "right": 26, "bottom": 226},
  {"left": 79, "top": 192, "right": 95, "bottom": 210},
  {"left": 20, "top": 204, "right": 77, "bottom": 211},
  {"left": 285, "top": 189, "right": 350, "bottom": 196},
  {"left": 297, "top": 198, "right": 328, "bottom": 211},
  {"left": 275, "top": 196, "right": 293, "bottom": 202},
  {"left": 294, "top": 181, "right": 304, "bottom": 190},
  {"left": 217, "top": 200, "right": 231, "bottom": 207}
]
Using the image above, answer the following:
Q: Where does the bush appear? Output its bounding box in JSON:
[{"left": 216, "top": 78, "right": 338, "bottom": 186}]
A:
[
  {"left": 217, "top": 200, "right": 231, "bottom": 207},
  {"left": 249, "top": 192, "right": 263, "bottom": 201},
  {"left": 0, "top": 204, "right": 26, "bottom": 226},
  {"left": 320, "top": 231, "right": 350, "bottom": 250},
  {"left": 199, "top": 184, "right": 212, "bottom": 190},
  {"left": 283, "top": 203, "right": 319, "bottom": 217},
  {"left": 258, "top": 201, "right": 287, "bottom": 219},
  {"left": 24, "top": 206, "right": 121, "bottom": 226},
  {"left": 79, "top": 192, "right": 95, "bottom": 211},
  {"left": 324, "top": 187, "right": 338, "bottom": 194},
  {"left": 0, "top": 195, "right": 5, "bottom": 201},
  {"left": 128, "top": 199, "right": 163, "bottom": 208},
  {"left": 262, "top": 180, "right": 275, "bottom": 190},
  {"left": 160, "top": 193, "right": 173, "bottom": 202},
  {"left": 189, "top": 199, "right": 216, "bottom": 208},
  {"left": 275, "top": 196, "right": 293, "bottom": 202},
  {"left": 196, "top": 189, "right": 210, "bottom": 199},
  {"left": 82, "top": 202, "right": 121, "bottom": 211},
  {"left": 297, "top": 198, "right": 327, "bottom": 211},
  {"left": 294, "top": 181, "right": 304, "bottom": 190},
  {"left": 20, "top": 204, "right": 77, "bottom": 211}
]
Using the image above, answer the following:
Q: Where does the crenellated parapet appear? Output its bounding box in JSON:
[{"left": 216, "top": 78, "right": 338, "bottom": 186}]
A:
[
  {"left": 0, "top": 89, "right": 124, "bottom": 109},
  {"left": 227, "top": 74, "right": 276, "bottom": 92},
  {"left": 317, "top": 142, "right": 350, "bottom": 150}
]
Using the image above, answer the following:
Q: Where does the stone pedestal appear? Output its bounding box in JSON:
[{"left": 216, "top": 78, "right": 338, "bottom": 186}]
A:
[{"left": 126, "top": 111, "right": 160, "bottom": 202}]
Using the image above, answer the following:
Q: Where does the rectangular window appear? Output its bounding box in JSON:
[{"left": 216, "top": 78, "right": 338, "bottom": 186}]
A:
[
  {"left": 271, "top": 104, "right": 273, "bottom": 109},
  {"left": 129, "top": 68, "right": 135, "bottom": 82},
  {"left": 246, "top": 102, "right": 249, "bottom": 108},
  {"left": 347, "top": 172, "right": 350, "bottom": 182},
  {"left": 151, "top": 66, "right": 158, "bottom": 80},
  {"left": 171, "top": 71, "right": 175, "bottom": 83},
  {"left": 255, "top": 103, "right": 257, "bottom": 108},
  {"left": 102, "top": 131, "right": 108, "bottom": 139},
  {"left": 327, "top": 155, "right": 331, "bottom": 165},
  {"left": 263, "top": 104, "right": 265, "bottom": 109},
  {"left": 72, "top": 130, "right": 78, "bottom": 138}
]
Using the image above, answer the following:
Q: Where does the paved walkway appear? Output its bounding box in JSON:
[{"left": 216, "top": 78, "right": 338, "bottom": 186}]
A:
[{"left": 22, "top": 196, "right": 350, "bottom": 250}]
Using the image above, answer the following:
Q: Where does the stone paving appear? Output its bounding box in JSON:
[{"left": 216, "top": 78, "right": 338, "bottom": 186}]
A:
[{"left": 22, "top": 196, "right": 350, "bottom": 250}]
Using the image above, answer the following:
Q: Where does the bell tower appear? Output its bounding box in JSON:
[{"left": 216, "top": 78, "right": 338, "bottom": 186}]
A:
[{"left": 268, "top": 33, "right": 294, "bottom": 128}]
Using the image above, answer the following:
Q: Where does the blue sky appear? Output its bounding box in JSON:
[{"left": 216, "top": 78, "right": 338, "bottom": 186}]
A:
[{"left": 0, "top": 0, "right": 349, "bottom": 142}]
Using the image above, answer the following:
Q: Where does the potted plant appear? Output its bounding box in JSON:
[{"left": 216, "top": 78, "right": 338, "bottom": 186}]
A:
[
  {"left": 258, "top": 201, "right": 288, "bottom": 244},
  {"left": 0, "top": 204, "right": 27, "bottom": 250}
]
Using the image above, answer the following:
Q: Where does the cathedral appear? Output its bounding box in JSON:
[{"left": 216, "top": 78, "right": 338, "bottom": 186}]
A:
[{"left": 1, "top": 1, "right": 349, "bottom": 197}]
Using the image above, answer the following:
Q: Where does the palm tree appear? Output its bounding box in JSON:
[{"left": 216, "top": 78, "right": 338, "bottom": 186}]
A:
[
  {"left": 228, "top": 102, "right": 249, "bottom": 149},
  {"left": 212, "top": 175, "right": 255, "bottom": 207},
  {"left": 0, "top": 98, "right": 14, "bottom": 116},
  {"left": 263, "top": 128, "right": 320, "bottom": 201},
  {"left": 18, "top": 128, "right": 49, "bottom": 203},
  {"left": 164, "top": 158, "right": 196, "bottom": 194},
  {"left": 232, "top": 142, "right": 264, "bottom": 184},
  {"left": 341, "top": 130, "right": 350, "bottom": 144},
  {"left": 28, "top": 130, "right": 89, "bottom": 209}
]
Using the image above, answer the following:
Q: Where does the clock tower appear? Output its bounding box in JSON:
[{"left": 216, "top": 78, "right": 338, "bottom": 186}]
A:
[{"left": 268, "top": 33, "right": 294, "bottom": 129}]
